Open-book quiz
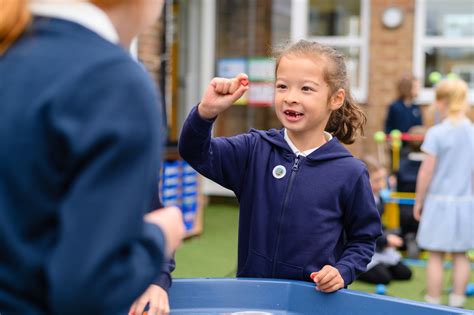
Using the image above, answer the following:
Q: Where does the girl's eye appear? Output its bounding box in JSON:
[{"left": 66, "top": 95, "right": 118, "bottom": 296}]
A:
[
  {"left": 276, "top": 84, "right": 287, "bottom": 89},
  {"left": 302, "top": 86, "right": 314, "bottom": 92}
]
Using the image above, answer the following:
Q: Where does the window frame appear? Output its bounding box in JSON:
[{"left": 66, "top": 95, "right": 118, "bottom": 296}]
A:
[
  {"left": 291, "top": 0, "right": 370, "bottom": 102},
  {"left": 413, "top": 0, "right": 474, "bottom": 104}
]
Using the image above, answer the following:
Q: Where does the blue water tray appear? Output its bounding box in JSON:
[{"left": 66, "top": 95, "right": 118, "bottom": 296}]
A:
[{"left": 168, "top": 278, "right": 472, "bottom": 315}]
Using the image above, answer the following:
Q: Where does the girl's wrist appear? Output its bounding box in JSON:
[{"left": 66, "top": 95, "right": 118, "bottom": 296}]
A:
[{"left": 197, "top": 103, "right": 217, "bottom": 120}]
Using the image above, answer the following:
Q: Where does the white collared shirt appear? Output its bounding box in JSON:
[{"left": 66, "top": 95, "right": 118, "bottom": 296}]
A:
[
  {"left": 30, "top": 0, "right": 119, "bottom": 44},
  {"left": 284, "top": 129, "right": 333, "bottom": 157}
]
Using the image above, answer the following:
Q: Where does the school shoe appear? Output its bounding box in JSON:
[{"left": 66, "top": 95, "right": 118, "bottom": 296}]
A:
[
  {"left": 448, "top": 293, "right": 466, "bottom": 308},
  {"left": 424, "top": 295, "right": 441, "bottom": 304}
]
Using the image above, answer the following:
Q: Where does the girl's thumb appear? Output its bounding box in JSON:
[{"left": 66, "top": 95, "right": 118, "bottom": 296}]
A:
[{"left": 236, "top": 73, "right": 249, "bottom": 86}]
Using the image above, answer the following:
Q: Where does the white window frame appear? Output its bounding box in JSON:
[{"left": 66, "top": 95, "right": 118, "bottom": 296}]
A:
[
  {"left": 414, "top": 0, "right": 474, "bottom": 104},
  {"left": 200, "top": 0, "right": 235, "bottom": 197},
  {"left": 291, "top": 0, "right": 370, "bottom": 103}
]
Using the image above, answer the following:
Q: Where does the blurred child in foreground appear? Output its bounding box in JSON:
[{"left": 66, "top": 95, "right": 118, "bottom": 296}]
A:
[{"left": 0, "top": 1, "right": 184, "bottom": 314}]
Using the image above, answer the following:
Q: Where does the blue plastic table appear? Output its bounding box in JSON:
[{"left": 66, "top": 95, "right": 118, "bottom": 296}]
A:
[{"left": 168, "top": 278, "right": 472, "bottom": 314}]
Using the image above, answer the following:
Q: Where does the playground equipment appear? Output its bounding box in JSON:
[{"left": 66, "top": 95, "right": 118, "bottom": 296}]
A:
[
  {"left": 168, "top": 278, "right": 470, "bottom": 314},
  {"left": 381, "top": 191, "right": 416, "bottom": 230},
  {"left": 373, "top": 131, "right": 387, "bottom": 166},
  {"left": 390, "top": 130, "right": 402, "bottom": 172},
  {"left": 374, "top": 129, "right": 425, "bottom": 173}
]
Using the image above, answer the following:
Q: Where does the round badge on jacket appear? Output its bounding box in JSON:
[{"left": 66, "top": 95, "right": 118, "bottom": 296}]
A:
[{"left": 272, "top": 165, "right": 286, "bottom": 179}]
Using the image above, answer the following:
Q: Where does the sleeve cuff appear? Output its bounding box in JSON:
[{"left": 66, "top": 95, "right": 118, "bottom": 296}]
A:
[
  {"left": 153, "top": 272, "right": 172, "bottom": 290},
  {"left": 335, "top": 264, "right": 354, "bottom": 287},
  {"left": 188, "top": 105, "right": 216, "bottom": 137},
  {"left": 143, "top": 223, "right": 167, "bottom": 262}
]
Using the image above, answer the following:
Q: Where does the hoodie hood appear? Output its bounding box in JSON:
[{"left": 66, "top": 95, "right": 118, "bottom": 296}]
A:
[{"left": 250, "top": 128, "right": 353, "bottom": 162}]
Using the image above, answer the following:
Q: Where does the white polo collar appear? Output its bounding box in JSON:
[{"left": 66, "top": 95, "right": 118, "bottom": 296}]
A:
[
  {"left": 30, "top": 0, "right": 119, "bottom": 44},
  {"left": 284, "top": 129, "right": 332, "bottom": 157}
]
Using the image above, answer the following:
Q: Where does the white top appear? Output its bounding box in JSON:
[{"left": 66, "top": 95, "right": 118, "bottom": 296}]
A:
[
  {"left": 284, "top": 129, "right": 333, "bottom": 157},
  {"left": 30, "top": 0, "right": 119, "bottom": 44},
  {"left": 422, "top": 117, "right": 474, "bottom": 197}
]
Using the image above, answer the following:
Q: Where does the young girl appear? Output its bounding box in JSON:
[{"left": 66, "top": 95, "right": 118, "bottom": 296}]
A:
[
  {"left": 0, "top": 1, "right": 185, "bottom": 314},
  {"left": 414, "top": 79, "right": 474, "bottom": 308},
  {"left": 179, "top": 40, "right": 382, "bottom": 292}
]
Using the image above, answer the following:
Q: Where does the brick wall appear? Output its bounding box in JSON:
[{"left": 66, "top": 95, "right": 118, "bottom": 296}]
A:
[
  {"left": 138, "top": 19, "right": 163, "bottom": 92},
  {"left": 138, "top": 1, "right": 473, "bottom": 162},
  {"left": 363, "top": 0, "right": 416, "bottom": 161}
]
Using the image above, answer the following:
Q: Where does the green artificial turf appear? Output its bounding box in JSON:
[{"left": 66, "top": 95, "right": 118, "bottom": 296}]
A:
[{"left": 174, "top": 203, "right": 474, "bottom": 310}]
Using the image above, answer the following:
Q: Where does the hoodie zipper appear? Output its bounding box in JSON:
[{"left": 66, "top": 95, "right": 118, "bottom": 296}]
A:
[{"left": 271, "top": 155, "right": 301, "bottom": 277}]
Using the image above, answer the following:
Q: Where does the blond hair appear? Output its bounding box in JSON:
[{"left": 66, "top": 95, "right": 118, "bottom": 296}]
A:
[
  {"left": 435, "top": 79, "right": 469, "bottom": 115},
  {"left": 273, "top": 40, "right": 366, "bottom": 144}
]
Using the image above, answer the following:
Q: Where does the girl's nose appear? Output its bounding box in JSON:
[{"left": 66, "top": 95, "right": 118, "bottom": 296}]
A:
[{"left": 284, "top": 89, "right": 298, "bottom": 104}]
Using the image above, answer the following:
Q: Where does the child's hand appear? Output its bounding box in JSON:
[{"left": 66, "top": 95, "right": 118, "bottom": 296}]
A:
[
  {"left": 413, "top": 202, "right": 422, "bottom": 221},
  {"left": 198, "top": 73, "right": 249, "bottom": 119},
  {"left": 310, "top": 265, "right": 344, "bottom": 293},
  {"left": 145, "top": 206, "right": 185, "bottom": 257},
  {"left": 387, "top": 234, "right": 403, "bottom": 248},
  {"left": 128, "top": 284, "right": 169, "bottom": 315}
]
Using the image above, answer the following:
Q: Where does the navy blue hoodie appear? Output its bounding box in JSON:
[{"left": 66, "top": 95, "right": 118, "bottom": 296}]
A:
[
  {"left": 179, "top": 106, "right": 382, "bottom": 286},
  {"left": 0, "top": 18, "right": 166, "bottom": 314}
]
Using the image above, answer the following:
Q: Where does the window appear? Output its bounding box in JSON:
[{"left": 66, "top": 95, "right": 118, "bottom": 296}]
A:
[
  {"left": 414, "top": 0, "right": 474, "bottom": 103},
  {"left": 291, "top": 0, "right": 370, "bottom": 102}
]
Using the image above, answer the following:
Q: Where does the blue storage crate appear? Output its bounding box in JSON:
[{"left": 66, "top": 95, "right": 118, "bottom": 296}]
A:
[{"left": 161, "top": 160, "right": 199, "bottom": 233}]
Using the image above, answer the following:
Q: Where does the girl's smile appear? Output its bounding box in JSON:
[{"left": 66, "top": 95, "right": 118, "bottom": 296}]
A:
[{"left": 283, "top": 109, "right": 305, "bottom": 122}]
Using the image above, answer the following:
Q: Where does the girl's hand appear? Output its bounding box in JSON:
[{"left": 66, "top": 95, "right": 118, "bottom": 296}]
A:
[
  {"left": 198, "top": 73, "right": 249, "bottom": 119},
  {"left": 413, "top": 202, "right": 423, "bottom": 221},
  {"left": 129, "top": 284, "right": 169, "bottom": 315},
  {"left": 310, "top": 265, "right": 344, "bottom": 293}
]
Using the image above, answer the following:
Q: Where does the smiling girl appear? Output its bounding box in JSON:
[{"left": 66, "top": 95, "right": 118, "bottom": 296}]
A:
[{"left": 179, "top": 40, "right": 381, "bottom": 293}]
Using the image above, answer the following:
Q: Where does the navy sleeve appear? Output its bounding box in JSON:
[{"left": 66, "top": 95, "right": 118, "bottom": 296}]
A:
[
  {"left": 178, "top": 105, "right": 253, "bottom": 195},
  {"left": 375, "top": 235, "right": 388, "bottom": 252},
  {"left": 336, "top": 170, "right": 382, "bottom": 285},
  {"left": 153, "top": 256, "right": 176, "bottom": 290},
  {"left": 150, "top": 192, "right": 176, "bottom": 290},
  {"left": 46, "top": 60, "right": 166, "bottom": 314},
  {"left": 384, "top": 104, "right": 395, "bottom": 134},
  {"left": 414, "top": 106, "right": 423, "bottom": 126}
]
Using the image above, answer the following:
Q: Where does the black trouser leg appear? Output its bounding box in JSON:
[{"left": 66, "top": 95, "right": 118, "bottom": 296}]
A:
[
  {"left": 358, "top": 264, "right": 392, "bottom": 284},
  {"left": 388, "top": 261, "right": 412, "bottom": 280}
]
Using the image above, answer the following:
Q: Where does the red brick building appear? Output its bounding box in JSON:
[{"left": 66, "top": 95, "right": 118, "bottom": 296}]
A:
[{"left": 139, "top": 0, "right": 474, "bottom": 194}]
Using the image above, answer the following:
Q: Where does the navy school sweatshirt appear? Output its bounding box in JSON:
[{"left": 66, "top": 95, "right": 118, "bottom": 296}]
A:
[
  {"left": 0, "top": 18, "right": 166, "bottom": 314},
  {"left": 179, "top": 106, "right": 382, "bottom": 286}
]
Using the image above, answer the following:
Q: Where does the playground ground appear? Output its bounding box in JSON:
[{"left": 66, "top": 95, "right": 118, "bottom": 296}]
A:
[{"left": 174, "top": 203, "right": 474, "bottom": 310}]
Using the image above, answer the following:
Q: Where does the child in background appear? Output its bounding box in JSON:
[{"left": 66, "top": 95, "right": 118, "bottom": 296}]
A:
[
  {"left": 385, "top": 74, "right": 423, "bottom": 135},
  {"left": 414, "top": 79, "right": 474, "bottom": 308},
  {"left": 0, "top": 1, "right": 185, "bottom": 314},
  {"left": 397, "top": 125, "right": 427, "bottom": 259},
  {"left": 179, "top": 40, "right": 382, "bottom": 292},
  {"left": 358, "top": 156, "right": 412, "bottom": 285}
]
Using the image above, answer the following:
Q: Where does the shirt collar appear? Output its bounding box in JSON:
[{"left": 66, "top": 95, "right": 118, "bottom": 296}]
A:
[
  {"left": 30, "top": 1, "right": 119, "bottom": 44},
  {"left": 284, "top": 129, "right": 333, "bottom": 157}
]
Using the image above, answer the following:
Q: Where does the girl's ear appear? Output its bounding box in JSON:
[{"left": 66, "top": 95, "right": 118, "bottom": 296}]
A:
[{"left": 329, "top": 88, "right": 345, "bottom": 111}]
